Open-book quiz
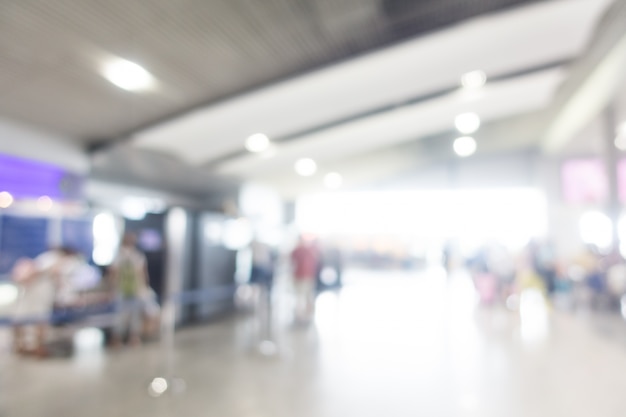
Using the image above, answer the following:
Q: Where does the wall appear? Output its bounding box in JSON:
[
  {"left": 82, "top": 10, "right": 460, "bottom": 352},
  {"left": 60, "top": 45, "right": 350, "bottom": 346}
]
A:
[{"left": 0, "top": 118, "right": 88, "bottom": 174}]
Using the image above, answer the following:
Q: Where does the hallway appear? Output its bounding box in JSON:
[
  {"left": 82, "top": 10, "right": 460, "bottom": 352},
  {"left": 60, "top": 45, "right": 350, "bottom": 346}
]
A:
[{"left": 4, "top": 269, "right": 626, "bottom": 417}]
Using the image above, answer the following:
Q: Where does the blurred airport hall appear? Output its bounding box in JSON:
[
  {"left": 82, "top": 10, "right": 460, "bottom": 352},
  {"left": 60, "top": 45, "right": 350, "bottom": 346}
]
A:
[{"left": 3, "top": 0, "right": 626, "bottom": 416}]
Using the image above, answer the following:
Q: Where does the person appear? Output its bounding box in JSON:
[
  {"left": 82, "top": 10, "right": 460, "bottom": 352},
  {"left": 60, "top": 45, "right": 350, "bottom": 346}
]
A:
[
  {"left": 291, "top": 236, "right": 320, "bottom": 322},
  {"left": 250, "top": 239, "right": 274, "bottom": 290},
  {"left": 11, "top": 247, "right": 79, "bottom": 357},
  {"left": 110, "top": 233, "right": 149, "bottom": 347}
]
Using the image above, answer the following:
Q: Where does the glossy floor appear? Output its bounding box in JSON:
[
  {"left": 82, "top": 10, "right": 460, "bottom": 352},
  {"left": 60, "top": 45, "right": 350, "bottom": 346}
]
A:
[{"left": 3, "top": 269, "right": 626, "bottom": 417}]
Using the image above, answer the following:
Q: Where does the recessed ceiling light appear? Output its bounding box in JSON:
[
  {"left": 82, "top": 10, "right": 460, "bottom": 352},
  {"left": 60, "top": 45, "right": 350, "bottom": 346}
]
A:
[
  {"left": 455, "top": 112, "right": 481, "bottom": 134},
  {"left": 295, "top": 158, "right": 317, "bottom": 177},
  {"left": 324, "top": 172, "right": 343, "bottom": 189},
  {"left": 245, "top": 133, "right": 270, "bottom": 153},
  {"left": 454, "top": 136, "right": 477, "bottom": 157},
  {"left": 0, "top": 191, "right": 13, "bottom": 208},
  {"left": 102, "top": 58, "right": 155, "bottom": 91},
  {"left": 461, "top": 70, "right": 487, "bottom": 89}
]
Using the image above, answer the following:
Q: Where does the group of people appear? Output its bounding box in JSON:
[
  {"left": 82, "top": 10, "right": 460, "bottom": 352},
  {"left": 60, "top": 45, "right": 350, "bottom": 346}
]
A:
[
  {"left": 247, "top": 234, "right": 343, "bottom": 323},
  {"left": 10, "top": 232, "right": 159, "bottom": 357},
  {"left": 451, "top": 239, "right": 626, "bottom": 312}
]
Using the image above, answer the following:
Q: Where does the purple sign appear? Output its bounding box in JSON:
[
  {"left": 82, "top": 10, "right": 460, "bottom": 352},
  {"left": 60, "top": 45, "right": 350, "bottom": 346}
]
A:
[{"left": 0, "top": 153, "right": 83, "bottom": 200}]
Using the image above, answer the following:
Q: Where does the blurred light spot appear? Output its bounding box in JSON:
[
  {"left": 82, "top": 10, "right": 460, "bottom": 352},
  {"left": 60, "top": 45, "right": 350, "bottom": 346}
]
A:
[
  {"left": 579, "top": 211, "right": 612, "bottom": 250},
  {"left": 149, "top": 377, "right": 168, "bottom": 397},
  {"left": 0, "top": 191, "right": 14, "bottom": 208},
  {"left": 320, "top": 267, "right": 338, "bottom": 286},
  {"left": 621, "top": 295, "right": 626, "bottom": 320},
  {"left": 453, "top": 136, "right": 477, "bottom": 157},
  {"left": 245, "top": 133, "right": 270, "bottom": 153},
  {"left": 121, "top": 197, "right": 147, "bottom": 220},
  {"left": 455, "top": 112, "right": 480, "bottom": 134},
  {"left": 324, "top": 172, "right": 343, "bottom": 189},
  {"left": 73, "top": 327, "right": 104, "bottom": 351},
  {"left": 37, "top": 195, "right": 53, "bottom": 212},
  {"left": 295, "top": 158, "right": 317, "bottom": 177},
  {"left": 103, "top": 58, "right": 155, "bottom": 92},
  {"left": 0, "top": 284, "right": 18, "bottom": 306},
  {"left": 461, "top": 70, "right": 486, "bottom": 89}
]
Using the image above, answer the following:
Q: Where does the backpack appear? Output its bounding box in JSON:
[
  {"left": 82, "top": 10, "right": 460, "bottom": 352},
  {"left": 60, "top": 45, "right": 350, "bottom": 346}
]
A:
[{"left": 118, "top": 257, "right": 139, "bottom": 298}]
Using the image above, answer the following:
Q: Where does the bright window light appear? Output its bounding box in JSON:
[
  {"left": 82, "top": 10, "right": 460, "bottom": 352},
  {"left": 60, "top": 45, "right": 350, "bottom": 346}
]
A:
[
  {"left": 0, "top": 191, "right": 13, "bottom": 208},
  {"left": 455, "top": 112, "right": 481, "bottom": 134},
  {"left": 245, "top": 133, "right": 270, "bottom": 153},
  {"left": 93, "top": 212, "right": 120, "bottom": 266},
  {"left": 102, "top": 58, "right": 155, "bottom": 91},
  {"left": 453, "top": 136, "right": 477, "bottom": 157},
  {"left": 461, "top": 70, "right": 487, "bottom": 89},
  {"left": 324, "top": 172, "right": 343, "bottom": 189},
  {"left": 580, "top": 211, "right": 612, "bottom": 250},
  {"left": 296, "top": 188, "right": 546, "bottom": 251},
  {"left": 295, "top": 158, "right": 317, "bottom": 177}
]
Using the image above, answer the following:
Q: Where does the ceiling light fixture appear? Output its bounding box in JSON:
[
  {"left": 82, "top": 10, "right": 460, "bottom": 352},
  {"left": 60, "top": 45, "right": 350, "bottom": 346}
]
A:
[
  {"left": 102, "top": 58, "right": 155, "bottom": 91},
  {"left": 461, "top": 70, "right": 487, "bottom": 89},
  {"left": 455, "top": 112, "right": 481, "bottom": 134},
  {"left": 295, "top": 158, "right": 317, "bottom": 177},
  {"left": 245, "top": 133, "right": 270, "bottom": 153},
  {"left": 324, "top": 172, "right": 343, "bottom": 189},
  {"left": 454, "top": 136, "right": 477, "bottom": 157}
]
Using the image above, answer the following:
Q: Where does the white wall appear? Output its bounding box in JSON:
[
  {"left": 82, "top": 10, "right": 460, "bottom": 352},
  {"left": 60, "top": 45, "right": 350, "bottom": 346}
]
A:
[{"left": 0, "top": 117, "right": 89, "bottom": 173}]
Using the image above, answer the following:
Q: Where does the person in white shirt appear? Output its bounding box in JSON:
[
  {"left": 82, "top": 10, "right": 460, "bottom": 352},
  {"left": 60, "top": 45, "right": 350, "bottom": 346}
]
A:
[{"left": 12, "top": 247, "right": 79, "bottom": 357}]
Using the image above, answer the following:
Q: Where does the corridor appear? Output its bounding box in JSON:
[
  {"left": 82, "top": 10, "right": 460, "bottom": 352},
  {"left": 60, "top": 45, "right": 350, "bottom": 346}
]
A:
[{"left": 3, "top": 269, "right": 626, "bottom": 417}]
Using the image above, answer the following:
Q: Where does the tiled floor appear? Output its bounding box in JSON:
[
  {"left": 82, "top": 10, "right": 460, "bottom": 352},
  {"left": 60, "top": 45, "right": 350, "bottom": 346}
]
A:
[{"left": 3, "top": 268, "right": 626, "bottom": 417}]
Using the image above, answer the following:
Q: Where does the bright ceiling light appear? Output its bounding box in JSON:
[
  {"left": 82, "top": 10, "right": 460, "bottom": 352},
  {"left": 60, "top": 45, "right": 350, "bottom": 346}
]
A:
[
  {"left": 455, "top": 112, "right": 481, "bottom": 134},
  {"left": 245, "top": 133, "right": 270, "bottom": 153},
  {"left": 102, "top": 58, "right": 155, "bottom": 91},
  {"left": 324, "top": 172, "right": 343, "bottom": 189},
  {"left": 0, "top": 191, "right": 14, "bottom": 208},
  {"left": 295, "top": 158, "right": 317, "bottom": 177},
  {"left": 453, "top": 136, "right": 477, "bottom": 157},
  {"left": 461, "top": 70, "right": 487, "bottom": 89},
  {"left": 37, "top": 196, "right": 53, "bottom": 212}
]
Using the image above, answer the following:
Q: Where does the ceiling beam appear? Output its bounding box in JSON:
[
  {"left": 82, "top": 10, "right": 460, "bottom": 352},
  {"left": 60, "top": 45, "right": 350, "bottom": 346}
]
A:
[{"left": 542, "top": 0, "right": 626, "bottom": 153}]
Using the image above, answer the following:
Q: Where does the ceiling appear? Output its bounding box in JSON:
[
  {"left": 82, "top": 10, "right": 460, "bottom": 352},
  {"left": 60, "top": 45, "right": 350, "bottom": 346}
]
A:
[
  {"left": 0, "top": 0, "right": 539, "bottom": 142},
  {"left": 0, "top": 0, "right": 621, "bottom": 198}
]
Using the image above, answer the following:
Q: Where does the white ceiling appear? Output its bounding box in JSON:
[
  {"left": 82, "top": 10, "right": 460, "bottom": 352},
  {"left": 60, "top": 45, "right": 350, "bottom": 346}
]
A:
[{"left": 132, "top": 0, "right": 612, "bottom": 174}]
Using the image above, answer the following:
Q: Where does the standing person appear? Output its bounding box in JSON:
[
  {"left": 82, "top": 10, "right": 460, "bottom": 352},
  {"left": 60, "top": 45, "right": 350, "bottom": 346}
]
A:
[
  {"left": 291, "top": 236, "right": 319, "bottom": 322},
  {"left": 110, "top": 233, "right": 148, "bottom": 347}
]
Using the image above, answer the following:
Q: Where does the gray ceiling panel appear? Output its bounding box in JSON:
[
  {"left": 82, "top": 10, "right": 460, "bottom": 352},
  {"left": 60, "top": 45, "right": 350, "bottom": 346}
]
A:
[{"left": 0, "top": 0, "right": 539, "bottom": 142}]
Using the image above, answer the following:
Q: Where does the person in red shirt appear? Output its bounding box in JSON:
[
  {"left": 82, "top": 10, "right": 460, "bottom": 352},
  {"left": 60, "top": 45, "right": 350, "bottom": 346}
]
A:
[{"left": 291, "top": 236, "right": 320, "bottom": 322}]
